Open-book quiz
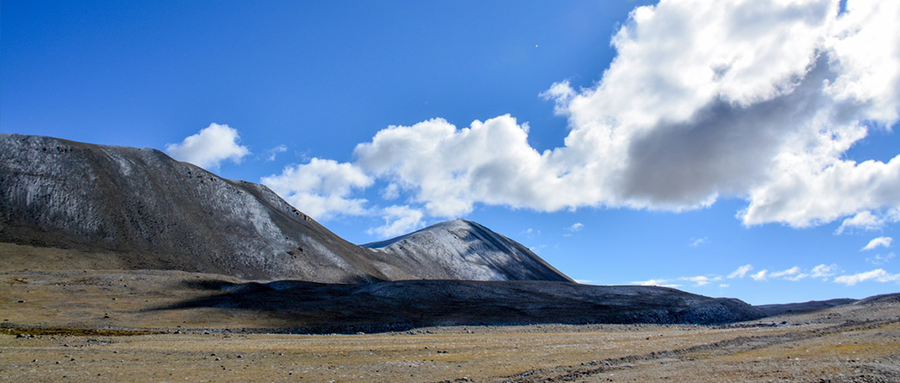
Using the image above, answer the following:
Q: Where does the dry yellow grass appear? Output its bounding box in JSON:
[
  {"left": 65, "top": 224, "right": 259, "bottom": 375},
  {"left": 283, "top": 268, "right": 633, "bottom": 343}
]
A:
[{"left": 1, "top": 261, "right": 898, "bottom": 382}]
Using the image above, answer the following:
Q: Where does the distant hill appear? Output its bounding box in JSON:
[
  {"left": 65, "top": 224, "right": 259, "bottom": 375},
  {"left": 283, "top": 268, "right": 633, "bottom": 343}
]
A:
[
  {"left": 364, "top": 219, "right": 571, "bottom": 282},
  {"left": 0, "top": 134, "right": 570, "bottom": 283},
  {"left": 755, "top": 298, "right": 857, "bottom": 317}
]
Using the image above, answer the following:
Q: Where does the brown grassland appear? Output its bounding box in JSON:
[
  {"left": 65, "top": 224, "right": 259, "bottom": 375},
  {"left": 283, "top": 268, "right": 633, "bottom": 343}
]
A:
[{"left": 1, "top": 243, "right": 899, "bottom": 382}]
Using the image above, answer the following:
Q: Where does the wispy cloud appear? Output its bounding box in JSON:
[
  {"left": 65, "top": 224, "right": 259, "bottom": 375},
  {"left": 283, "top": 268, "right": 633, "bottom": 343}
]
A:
[
  {"left": 522, "top": 228, "right": 542, "bottom": 239},
  {"left": 568, "top": 223, "right": 584, "bottom": 232},
  {"left": 834, "top": 269, "right": 900, "bottom": 286},
  {"left": 770, "top": 266, "right": 802, "bottom": 279},
  {"left": 861, "top": 236, "right": 893, "bottom": 251},
  {"left": 689, "top": 237, "right": 709, "bottom": 247},
  {"left": 750, "top": 270, "right": 768, "bottom": 281},
  {"left": 678, "top": 275, "right": 722, "bottom": 287},
  {"left": 866, "top": 252, "right": 896, "bottom": 266},
  {"left": 631, "top": 279, "right": 681, "bottom": 288},
  {"left": 266, "top": 144, "right": 287, "bottom": 161},
  {"left": 728, "top": 264, "right": 753, "bottom": 279},
  {"left": 810, "top": 264, "right": 838, "bottom": 279}
]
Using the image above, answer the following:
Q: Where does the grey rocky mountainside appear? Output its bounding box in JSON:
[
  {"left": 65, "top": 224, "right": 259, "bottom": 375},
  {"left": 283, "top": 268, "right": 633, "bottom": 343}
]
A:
[
  {"left": 0, "top": 133, "right": 569, "bottom": 282},
  {"left": 364, "top": 219, "right": 572, "bottom": 282}
]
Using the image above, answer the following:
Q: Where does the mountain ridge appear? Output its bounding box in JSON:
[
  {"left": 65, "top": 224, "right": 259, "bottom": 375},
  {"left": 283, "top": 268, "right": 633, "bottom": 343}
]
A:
[{"left": 0, "top": 133, "right": 571, "bottom": 283}]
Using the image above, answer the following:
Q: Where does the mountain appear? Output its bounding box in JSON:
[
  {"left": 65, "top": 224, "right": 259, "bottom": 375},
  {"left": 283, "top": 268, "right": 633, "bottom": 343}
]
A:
[
  {"left": 364, "top": 219, "right": 571, "bottom": 282},
  {"left": 0, "top": 133, "right": 569, "bottom": 283},
  {"left": 0, "top": 133, "right": 772, "bottom": 328}
]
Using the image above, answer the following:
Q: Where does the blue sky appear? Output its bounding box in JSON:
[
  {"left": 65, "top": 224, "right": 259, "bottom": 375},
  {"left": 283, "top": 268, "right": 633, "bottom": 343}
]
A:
[{"left": 2, "top": 0, "right": 899, "bottom": 304}]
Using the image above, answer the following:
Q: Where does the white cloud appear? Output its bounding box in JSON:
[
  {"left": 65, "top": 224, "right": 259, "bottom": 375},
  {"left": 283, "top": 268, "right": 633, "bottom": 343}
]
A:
[
  {"left": 862, "top": 236, "right": 893, "bottom": 251},
  {"left": 568, "top": 223, "right": 585, "bottom": 232},
  {"left": 835, "top": 210, "right": 889, "bottom": 235},
  {"left": 350, "top": 0, "right": 900, "bottom": 227},
  {"left": 679, "top": 275, "right": 721, "bottom": 287},
  {"left": 750, "top": 270, "right": 769, "bottom": 281},
  {"left": 381, "top": 183, "right": 401, "bottom": 200},
  {"left": 810, "top": 263, "right": 838, "bottom": 279},
  {"left": 728, "top": 264, "right": 753, "bottom": 279},
  {"left": 770, "top": 266, "right": 801, "bottom": 279},
  {"left": 261, "top": 158, "right": 373, "bottom": 220},
  {"left": 866, "top": 252, "right": 895, "bottom": 266},
  {"left": 690, "top": 237, "right": 709, "bottom": 247},
  {"left": 165, "top": 123, "right": 251, "bottom": 170},
  {"left": 266, "top": 145, "right": 288, "bottom": 161},
  {"left": 367, "top": 205, "right": 425, "bottom": 239},
  {"left": 719, "top": 283, "right": 729, "bottom": 288},
  {"left": 539, "top": 80, "right": 576, "bottom": 115},
  {"left": 632, "top": 279, "right": 681, "bottom": 288},
  {"left": 834, "top": 268, "right": 900, "bottom": 286},
  {"left": 522, "top": 228, "right": 541, "bottom": 239}
]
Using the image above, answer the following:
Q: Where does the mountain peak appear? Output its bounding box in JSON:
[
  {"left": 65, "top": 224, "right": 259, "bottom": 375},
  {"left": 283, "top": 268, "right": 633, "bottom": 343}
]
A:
[{"left": 364, "top": 219, "right": 572, "bottom": 282}]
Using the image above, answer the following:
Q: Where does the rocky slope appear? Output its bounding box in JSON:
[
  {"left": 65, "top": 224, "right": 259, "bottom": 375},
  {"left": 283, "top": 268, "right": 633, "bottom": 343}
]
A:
[
  {"left": 0, "top": 134, "right": 393, "bottom": 282},
  {"left": 364, "top": 219, "right": 571, "bottom": 282},
  {"left": 0, "top": 134, "right": 570, "bottom": 283}
]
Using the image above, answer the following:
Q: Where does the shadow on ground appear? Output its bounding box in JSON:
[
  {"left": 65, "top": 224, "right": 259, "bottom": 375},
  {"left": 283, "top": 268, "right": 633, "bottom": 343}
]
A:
[{"left": 155, "top": 279, "right": 765, "bottom": 333}]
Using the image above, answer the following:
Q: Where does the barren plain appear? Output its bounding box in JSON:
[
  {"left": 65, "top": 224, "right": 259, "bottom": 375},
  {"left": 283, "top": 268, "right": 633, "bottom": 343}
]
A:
[{"left": 2, "top": 246, "right": 899, "bottom": 383}]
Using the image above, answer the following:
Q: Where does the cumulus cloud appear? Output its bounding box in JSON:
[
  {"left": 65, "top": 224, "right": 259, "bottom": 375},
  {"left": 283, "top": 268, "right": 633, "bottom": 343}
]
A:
[
  {"left": 834, "top": 268, "right": 900, "bottom": 286},
  {"left": 165, "top": 123, "right": 250, "bottom": 169},
  {"left": 367, "top": 205, "right": 425, "bottom": 239},
  {"left": 862, "top": 236, "right": 893, "bottom": 251},
  {"left": 261, "top": 158, "right": 373, "bottom": 220},
  {"left": 728, "top": 264, "right": 753, "bottom": 279},
  {"left": 348, "top": 0, "right": 900, "bottom": 226}
]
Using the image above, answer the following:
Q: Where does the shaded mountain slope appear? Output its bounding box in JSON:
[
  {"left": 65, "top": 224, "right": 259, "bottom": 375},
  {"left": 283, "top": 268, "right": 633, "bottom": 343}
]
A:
[
  {"left": 364, "top": 219, "right": 571, "bottom": 282},
  {"left": 163, "top": 278, "right": 764, "bottom": 331},
  {"left": 755, "top": 298, "right": 857, "bottom": 317}
]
